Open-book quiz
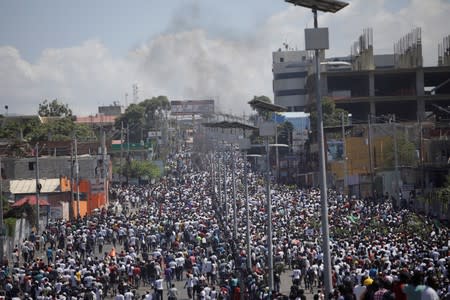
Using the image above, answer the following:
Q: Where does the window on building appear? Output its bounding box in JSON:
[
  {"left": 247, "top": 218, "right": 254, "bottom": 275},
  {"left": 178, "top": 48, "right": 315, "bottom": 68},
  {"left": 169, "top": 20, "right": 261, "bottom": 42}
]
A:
[
  {"left": 274, "top": 71, "right": 308, "bottom": 80},
  {"left": 280, "top": 57, "right": 284, "bottom": 62},
  {"left": 28, "top": 162, "right": 34, "bottom": 171},
  {"left": 275, "top": 89, "right": 307, "bottom": 97}
]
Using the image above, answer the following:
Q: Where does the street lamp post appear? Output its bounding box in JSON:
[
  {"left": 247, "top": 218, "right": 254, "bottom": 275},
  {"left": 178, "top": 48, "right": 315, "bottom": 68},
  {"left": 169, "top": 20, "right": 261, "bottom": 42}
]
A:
[
  {"left": 248, "top": 99, "right": 287, "bottom": 295},
  {"left": 203, "top": 120, "right": 258, "bottom": 280},
  {"left": 217, "top": 150, "right": 222, "bottom": 218},
  {"left": 0, "top": 156, "right": 4, "bottom": 261},
  {"left": 265, "top": 134, "right": 273, "bottom": 292},
  {"left": 35, "top": 144, "right": 41, "bottom": 234},
  {"left": 239, "top": 136, "right": 253, "bottom": 272},
  {"left": 223, "top": 149, "right": 228, "bottom": 227},
  {"left": 243, "top": 151, "right": 251, "bottom": 271},
  {"left": 231, "top": 146, "right": 238, "bottom": 242},
  {"left": 284, "top": 1, "right": 348, "bottom": 297}
]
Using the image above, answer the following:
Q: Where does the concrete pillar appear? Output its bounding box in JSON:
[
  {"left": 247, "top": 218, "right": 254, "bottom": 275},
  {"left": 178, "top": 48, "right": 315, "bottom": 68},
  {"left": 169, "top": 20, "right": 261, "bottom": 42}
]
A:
[
  {"left": 416, "top": 68, "right": 425, "bottom": 121},
  {"left": 370, "top": 101, "right": 376, "bottom": 117},
  {"left": 321, "top": 73, "right": 328, "bottom": 98},
  {"left": 369, "top": 72, "right": 375, "bottom": 96}
]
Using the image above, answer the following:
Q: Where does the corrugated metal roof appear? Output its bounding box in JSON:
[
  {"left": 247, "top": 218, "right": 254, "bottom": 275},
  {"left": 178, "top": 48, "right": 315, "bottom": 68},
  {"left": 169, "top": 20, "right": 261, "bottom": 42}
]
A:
[
  {"left": 75, "top": 115, "right": 116, "bottom": 124},
  {"left": 10, "top": 178, "right": 61, "bottom": 194}
]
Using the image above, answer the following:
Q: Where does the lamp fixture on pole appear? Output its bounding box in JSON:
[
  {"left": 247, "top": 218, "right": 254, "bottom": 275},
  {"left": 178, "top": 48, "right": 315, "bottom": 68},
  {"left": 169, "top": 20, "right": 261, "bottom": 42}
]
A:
[{"left": 284, "top": 0, "right": 348, "bottom": 297}]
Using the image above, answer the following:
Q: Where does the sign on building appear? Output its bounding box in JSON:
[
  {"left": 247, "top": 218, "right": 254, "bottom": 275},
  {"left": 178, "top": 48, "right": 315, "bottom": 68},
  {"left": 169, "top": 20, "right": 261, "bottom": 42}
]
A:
[{"left": 170, "top": 100, "right": 214, "bottom": 115}]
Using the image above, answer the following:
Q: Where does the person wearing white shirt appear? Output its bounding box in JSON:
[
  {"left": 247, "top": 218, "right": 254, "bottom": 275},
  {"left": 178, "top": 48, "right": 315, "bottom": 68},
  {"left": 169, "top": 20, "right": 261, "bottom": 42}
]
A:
[
  {"left": 115, "top": 292, "right": 125, "bottom": 300},
  {"left": 292, "top": 267, "right": 301, "bottom": 285},
  {"left": 124, "top": 290, "right": 134, "bottom": 300},
  {"left": 153, "top": 277, "right": 164, "bottom": 300},
  {"left": 144, "top": 291, "right": 153, "bottom": 300}
]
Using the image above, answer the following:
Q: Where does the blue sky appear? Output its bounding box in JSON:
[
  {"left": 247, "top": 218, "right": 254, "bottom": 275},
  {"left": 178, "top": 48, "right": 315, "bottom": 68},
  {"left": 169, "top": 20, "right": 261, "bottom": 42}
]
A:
[
  {"left": 0, "top": 0, "right": 290, "bottom": 62},
  {"left": 0, "top": 0, "right": 448, "bottom": 116}
]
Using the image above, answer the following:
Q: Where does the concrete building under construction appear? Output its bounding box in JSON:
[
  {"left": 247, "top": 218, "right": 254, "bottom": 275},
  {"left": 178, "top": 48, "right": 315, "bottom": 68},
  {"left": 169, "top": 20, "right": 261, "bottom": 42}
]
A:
[{"left": 296, "top": 27, "right": 450, "bottom": 220}]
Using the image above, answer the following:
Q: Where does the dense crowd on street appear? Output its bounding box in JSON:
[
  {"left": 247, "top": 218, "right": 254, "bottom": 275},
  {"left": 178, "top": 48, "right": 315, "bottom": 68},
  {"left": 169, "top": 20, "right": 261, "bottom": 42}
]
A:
[{"left": 0, "top": 149, "right": 448, "bottom": 300}]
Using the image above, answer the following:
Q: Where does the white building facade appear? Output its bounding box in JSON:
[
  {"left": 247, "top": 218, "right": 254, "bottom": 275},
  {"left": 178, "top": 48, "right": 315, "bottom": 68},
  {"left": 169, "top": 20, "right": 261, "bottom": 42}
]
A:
[{"left": 272, "top": 50, "right": 313, "bottom": 112}]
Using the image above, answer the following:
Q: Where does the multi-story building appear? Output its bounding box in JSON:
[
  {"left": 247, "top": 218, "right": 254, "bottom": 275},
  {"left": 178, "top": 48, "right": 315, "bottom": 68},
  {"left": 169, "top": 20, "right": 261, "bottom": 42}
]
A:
[
  {"left": 269, "top": 29, "right": 450, "bottom": 220},
  {"left": 1, "top": 148, "right": 110, "bottom": 220},
  {"left": 272, "top": 48, "right": 313, "bottom": 112},
  {"left": 302, "top": 28, "right": 450, "bottom": 220}
]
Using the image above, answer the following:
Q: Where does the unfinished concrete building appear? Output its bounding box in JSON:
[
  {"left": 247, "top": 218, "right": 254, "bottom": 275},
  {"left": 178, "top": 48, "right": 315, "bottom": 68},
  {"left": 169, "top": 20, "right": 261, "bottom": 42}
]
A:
[{"left": 305, "top": 28, "right": 450, "bottom": 220}]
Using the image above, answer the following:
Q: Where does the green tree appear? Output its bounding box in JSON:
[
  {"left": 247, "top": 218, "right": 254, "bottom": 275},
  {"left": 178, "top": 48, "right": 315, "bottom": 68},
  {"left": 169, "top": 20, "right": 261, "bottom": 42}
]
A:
[
  {"left": 38, "top": 99, "right": 72, "bottom": 117},
  {"left": 114, "top": 96, "right": 171, "bottom": 144},
  {"left": 436, "top": 175, "right": 450, "bottom": 208},
  {"left": 248, "top": 96, "right": 274, "bottom": 151},
  {"left": 114, "top": 104, "right": 145, "bottom": 143},
  {"left": 382, "top": 133, "right": 418, "bottom": 168},
  {"left": 249, "top": 95, "right": 272, "bottom": 120},
  {"left": 140, "top": 96, "right": 171, "bottom": 129},
  {"left": 25, "top": 117, "right": 95, "bottom": 143},
  {"left": 119, "top": 159, "right": 160, "bottom": 181},
  {"left": 308, "top": 97, "right": 350, "bottom": 141},
  {"left": 0, "top": 117, "right": 41, "bottom": 141},
  {"left": 29, "top": 101, "right": 94, "bottom": 142},
  {"left": 277, "top": 121, "right": 294, "bottom": 155}
]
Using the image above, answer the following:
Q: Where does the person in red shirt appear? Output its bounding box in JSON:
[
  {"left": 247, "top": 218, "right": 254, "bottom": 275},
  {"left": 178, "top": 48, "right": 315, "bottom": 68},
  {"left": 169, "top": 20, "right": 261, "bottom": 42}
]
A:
[
  {"left": 392, "top": 270, "right": 410, "bottom": 300},
  {"left": 133, "top": 264, "right": 141, "bottom": 287}
]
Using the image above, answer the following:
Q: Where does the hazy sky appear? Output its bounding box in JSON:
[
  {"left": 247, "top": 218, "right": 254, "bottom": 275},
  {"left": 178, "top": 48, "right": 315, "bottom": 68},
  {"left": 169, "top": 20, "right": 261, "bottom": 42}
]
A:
[{"left": 1, "top": 0, "right": 449, "bottom": 116}]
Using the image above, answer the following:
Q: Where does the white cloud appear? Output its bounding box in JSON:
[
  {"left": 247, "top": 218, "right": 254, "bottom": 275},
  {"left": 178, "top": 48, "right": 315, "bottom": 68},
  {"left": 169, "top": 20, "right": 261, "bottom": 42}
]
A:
[{"left": 1, "top": 0, "right": 449, "bottom": 116}]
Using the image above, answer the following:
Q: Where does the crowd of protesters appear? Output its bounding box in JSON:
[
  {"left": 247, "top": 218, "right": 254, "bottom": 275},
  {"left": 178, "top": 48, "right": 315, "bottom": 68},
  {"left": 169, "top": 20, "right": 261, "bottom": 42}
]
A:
[{"left": 0, "top": 149, "right": 448, "bottom": 299}]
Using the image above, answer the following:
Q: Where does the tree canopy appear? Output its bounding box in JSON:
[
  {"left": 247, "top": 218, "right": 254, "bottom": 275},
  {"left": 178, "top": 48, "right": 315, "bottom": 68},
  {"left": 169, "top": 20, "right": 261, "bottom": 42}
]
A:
[
  {"left": 38, "top": 99, "right": 72, "bottom": 117},
  {"left": 308, "top": 97, "right": 350, "bottom": 141},
  {"left": 249, "top": 95, "right": 272, "bottom": 121},
  {"left": 277, "top": 121, "right": 294, "bottom": 155},
  {"left": 116, "top": 159, "right": 161, "bottom": 181},
  {"left": 0, "top": 100, "right": 95, "bottom": 145},
  {"left": 114, "top": 96, "right": 171, "bottom": 143},
  {"left": 436, "top": 175, "right": 450, "bottom": 207},
  {"left": 382, "top": 132, "right": 418, "bottom": 168}
]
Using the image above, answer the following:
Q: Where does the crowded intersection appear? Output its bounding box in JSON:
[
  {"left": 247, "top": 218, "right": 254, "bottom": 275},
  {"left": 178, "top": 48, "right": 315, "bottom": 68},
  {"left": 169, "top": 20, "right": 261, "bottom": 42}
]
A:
[{"left": 0, "top": 149, "right": 448, "bottom": 300}]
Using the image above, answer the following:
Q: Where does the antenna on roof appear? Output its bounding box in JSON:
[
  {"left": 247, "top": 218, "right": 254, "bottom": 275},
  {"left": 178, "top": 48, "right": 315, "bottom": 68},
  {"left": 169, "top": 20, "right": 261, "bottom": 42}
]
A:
[{"left": 133, "top": 84, "right": 139, "bottom": 104}]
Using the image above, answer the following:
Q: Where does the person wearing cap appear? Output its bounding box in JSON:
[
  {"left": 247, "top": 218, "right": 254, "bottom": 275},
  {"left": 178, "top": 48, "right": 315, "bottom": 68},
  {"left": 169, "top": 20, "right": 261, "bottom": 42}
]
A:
[{"left": 360, "top": 277, "right": 378, "bottom": 300}]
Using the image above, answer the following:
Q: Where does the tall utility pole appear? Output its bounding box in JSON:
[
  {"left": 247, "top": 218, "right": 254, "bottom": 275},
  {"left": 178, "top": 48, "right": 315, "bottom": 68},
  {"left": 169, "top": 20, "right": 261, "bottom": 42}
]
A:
[
  {"left": 392, "top": 114, "right": 400, "bottom": 206},
  {"left": 368, "top": 114, "right": 375, "bottom": 198},
  {"left": 74, "top": 137, "right": 80, "bottom": 218},
  {"left": 120, "top": 121, "right": 124, "bottom": 186},
  {"left": 247, "top": 98, "right": 287, "bottom": 296},
  {"left": 223, "top": 154, "right": 228, "bottom": 226},
  {"left": 0, "top": 156, "right": 4, "bottom": 261},
  {"left": 70, "top": 141, "right": 74, "bottom": 220},
  {"left": 243, "top": 151, "right": 252, "bottom": 271},
  {"left": 265, "top": 135, "right": 274, "bottom": 294},
  {"left": 341, "top": 112, "right": 348, "bottom": 194},
  {"left": 127, "top": 123, "right": 130, "bottom": 183},
  {"left": 35, "top": 144, "right": 40, "bottom": 234},
  {"left": 217, "top": 151, "right": 222, "bottom": 215},
  {"left": 231, "top": 149, "right": 237, "bottom": 241},
  {"left": 275, "top": 125, "right": 279, "bottom": 182},
  {"left": 419, "top": 120, "right": 424, "bottom": 191},
  {"left": 312, "top": 9, "right": 332, "bottom": 297},
  {"left": 102, "top": 130, "right": 108, "bottom": 204},
  {"left": 283, "top": 1, "right": 348, "bottom": 297}
]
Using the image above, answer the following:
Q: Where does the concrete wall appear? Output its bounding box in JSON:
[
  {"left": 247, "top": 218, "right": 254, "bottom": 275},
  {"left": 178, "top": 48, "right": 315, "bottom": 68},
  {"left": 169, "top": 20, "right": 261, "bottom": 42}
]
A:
[{"left": 4, "top": 155, "right": 107, "bottom": 180}]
